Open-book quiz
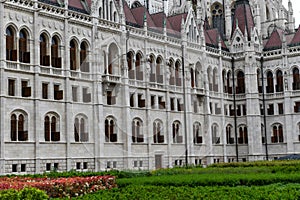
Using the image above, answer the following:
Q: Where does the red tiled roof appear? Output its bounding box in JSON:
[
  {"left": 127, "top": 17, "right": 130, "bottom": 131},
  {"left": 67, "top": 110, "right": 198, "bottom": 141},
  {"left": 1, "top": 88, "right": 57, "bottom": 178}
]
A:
[
  {"left": 289, "top": 26, "right": 300, "bottom": 46},
  {"left": 264, "top": 29, "right": 283, "bottom": 50},
  {"left": 68, "top": 0, "right": 91, "bottom": 13},
  {"left": 123, "top": 0, "right": 138, "bottom": 25},
  {"left": 167, "top": 13, "right": 187, "bottom": 33},
  {"left": 206, "top": 28, "right": 227, "bottom": 49},
  {"left": 131, "top": 7, "right": 157, "bottom": 28},
  {"left": 151, "top": 12, "right": 179, "bottom": 35},
  {"left": 231, "top": 0, "right": 254, "bottom": 40}
]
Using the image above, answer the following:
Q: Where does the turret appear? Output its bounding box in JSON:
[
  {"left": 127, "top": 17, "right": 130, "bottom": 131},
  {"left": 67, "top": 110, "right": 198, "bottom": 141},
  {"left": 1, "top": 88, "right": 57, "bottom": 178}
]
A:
[{"left": 288, "top": 0, "right": 295, "bottom": 31}]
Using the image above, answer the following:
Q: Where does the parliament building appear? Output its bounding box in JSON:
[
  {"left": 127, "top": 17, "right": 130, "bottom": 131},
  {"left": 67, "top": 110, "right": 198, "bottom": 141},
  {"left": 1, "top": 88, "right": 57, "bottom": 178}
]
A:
[{"left": 1, "top": 0, "right": 300, "bottom": 174}]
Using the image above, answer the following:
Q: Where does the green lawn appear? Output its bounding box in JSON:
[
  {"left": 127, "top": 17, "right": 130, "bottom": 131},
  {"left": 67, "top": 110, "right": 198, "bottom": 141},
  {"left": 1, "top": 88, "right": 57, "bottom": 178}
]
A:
[{"left": 67, "top": 160, "right": 300, "bottom": 199}]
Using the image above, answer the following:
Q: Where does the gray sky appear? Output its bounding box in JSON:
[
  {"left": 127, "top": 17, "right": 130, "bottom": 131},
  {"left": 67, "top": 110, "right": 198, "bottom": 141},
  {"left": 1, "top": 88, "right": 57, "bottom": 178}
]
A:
[{"left": 283, "top": 0, "right": 299, "bottom": 27}]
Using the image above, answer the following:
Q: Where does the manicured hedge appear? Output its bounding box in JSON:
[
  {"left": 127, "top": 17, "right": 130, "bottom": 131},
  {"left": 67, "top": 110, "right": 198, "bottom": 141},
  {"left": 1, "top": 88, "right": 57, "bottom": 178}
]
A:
[
  {"left": 74, "top": 184, "right": 300, "bottom": 200},
  {"left": 0, "top": 187, "right": 48, "bottom": 200}
]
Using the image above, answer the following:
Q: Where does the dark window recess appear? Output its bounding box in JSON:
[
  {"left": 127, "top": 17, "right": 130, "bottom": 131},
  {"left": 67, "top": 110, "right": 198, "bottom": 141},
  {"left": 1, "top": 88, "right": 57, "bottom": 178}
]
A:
[
  {"left": 21, "top": 81, "right": 31, "bottom": 97},
  {"left": 107, "top": 91, "right": 116, "bottom": 105},
  {"left": 82, "top": 88, "right": 91, "bottom": 103},
  {"left": 170, "top": 98, "right": 175, "bottom": 111},
  {"left": 294, "top": 102, "right": 300, "bottom": 113},
  {"left": 278, "top": 103, "right": 284, "bottom": 115},
  {"left": 158, "top": 96, "right": 165, "bottom": 109},
  {"left": 267, "top": 104, "right": 274, "bottom": 115},
  {"left": 76, "top": 162, "right": 81, "bottom": 170},
  {"left": 130, "top": 93, "right": 134, "bottom": 107},
  {"left": 12, "top": 164, "right": 17, "bottom": 173},
  {"left": 151, "top": 95, "right": 155, "bottom": 108},
  {"left": 242, "top": 105, "right": 247, "bottom": 115},
  {"left": 53, "top": 163, "right": 59, "bottom": 170},
  {"left": 46, "top": 163, "right": 51, "bottom": 171},
  {"left": 83, "top": 162, "right": 88, "bottom": 169},
  {"left": 72, "top": 87, "right": 78, "bottom": 102},
  {"left": 42, "top": 83, "right": 48, "bottom": 99},
  {"left": 8, "top": 79, "right": 15, "bottom": 96},
  {"left": 54, "top": 85, "right": 63, "bottom": 100},
  {"left": 138, "top": 94, "right": 145, "bottom": 108},
  {"left": 215, "top": 104, "right": 221, "bottom": 115},
  {"left": 177, "top": 99, "right": 183, "bottom": 111},
  {"left": 6, "top": 34, "right": 17, "bottom": 61},
  {"left": 21, "top": 164, "right": 26, "bottom": 172}
]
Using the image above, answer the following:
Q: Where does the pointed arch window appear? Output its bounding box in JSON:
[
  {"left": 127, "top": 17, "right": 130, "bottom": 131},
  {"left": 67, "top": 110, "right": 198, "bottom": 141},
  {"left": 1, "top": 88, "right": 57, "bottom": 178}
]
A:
[
  {"left": 226, "top": 125, "right": 234, "bottom": 144},
  {"left": 175, "top": 61, "right": 181, "bottom": 86},
  {"left": 213, "top": 68, "right": 218, "bottom": 92},
  {"left": 44, "top": 114, "right": 60, "bottom": 142},
  {"left": 10, "top": 112, "right": 28, "bottom": 141},
  {"left": 19, "top": 29, "right": 30, "bottom": 63},
  {"left": 127, "top": 52, "right": 134, "bottom": 79},
  {"left": 135, "top": 53, "right": 143, "bottom": 80},
  {"left": 51, "top": 36, "right": 62, "bottom": 68},
  {"left": 40, "top": 34, "right": 50, "bottom": 66},
  {"left": 6, "top": 26, "right": 17, "bottom": 61},
  {"left": 276, "top": 70, "right": 283, "bottom": 92},
  {"left": 74, "top": 116, "right": 88, "bottom": 142},
  {"left": 271, "top": 124, "right": 284, "bottom": 143},
  {"left": 266, "top": 71, "right": 274, "bottom": 93},
  {"left": 105, "top": 117, "right": 117, "bottom": 142},
  {"left": 212, "top": 124, "right": 220, "bottom": 144},
  {"left": 238, "top": 126, "right": 248, "bottom": 144},
  {"left": 70, "top": 40, "right": 77, "bottom": 70},
  {"left": 132, "top": 118, "right": 143, "bottom": 143},
  {"left": 156, "top": 57, "right": 163, "bottom": 84},
  {"left": 80, "top": 42, "right": 89, "bottom": 72},
  {"left": 236, "top": 71, "right": 245, "bottom": 94},
  {"left": 153, "top": 120, "right": 164, "bottom": 143},
  {"left": 172, "top": 121, "right": 182, "bottom": 143},
  {"left": 193, "top": 122, "right": 202, "bottom": 144},
  {"left": 293, "top": 67, "right": 300, "bottom": 90}
]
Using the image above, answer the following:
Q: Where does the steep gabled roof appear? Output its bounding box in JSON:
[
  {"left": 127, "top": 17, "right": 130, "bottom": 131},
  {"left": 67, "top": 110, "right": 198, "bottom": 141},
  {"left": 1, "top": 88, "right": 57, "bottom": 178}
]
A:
[
  {"left": 131, "top": 6, "right": 157, "bottom": 29},
  {"left": 167, "top": 13, "right": 187, "bottom": 33},
  {"left": 123, "top": 0, "right": 138, "bottom": 26},
  {"left": 68, "top": 0, "right": 91, "bottom": 14},
  {"left": 289, "top": 26, "right": 300, "bottom": 46},
  {"left": 151, "top": 12, "right": 179, "bottom": 35},
  {"left": 264, "top": 28, "right": 283, "bottom": 50},
  {"left": 205, "top": 28, "right": 228, "bottom": 50},
  {"left": 231, "top": 0, "right": 254, "bottom": 40}
]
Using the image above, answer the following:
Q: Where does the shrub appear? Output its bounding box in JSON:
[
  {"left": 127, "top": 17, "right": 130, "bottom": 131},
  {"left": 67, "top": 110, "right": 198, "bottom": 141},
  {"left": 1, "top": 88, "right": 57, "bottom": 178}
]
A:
[{"left": 0, "top": 188, "right": 48, "bottom": 200}]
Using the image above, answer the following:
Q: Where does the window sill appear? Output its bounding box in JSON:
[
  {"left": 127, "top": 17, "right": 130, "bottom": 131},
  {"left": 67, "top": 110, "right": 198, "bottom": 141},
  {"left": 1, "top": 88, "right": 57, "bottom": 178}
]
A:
[
  {"left": 70, "top": 142, "right": 93, "bottom": 144},
  {"left": 40, "top": 141, "right": 66, "bottom": 144},
  {"left": 104, "top": 142, "right": 123, "bottom": 145},
  {"left": 5, "top": 141, "right": 35, "bottom": 144}
]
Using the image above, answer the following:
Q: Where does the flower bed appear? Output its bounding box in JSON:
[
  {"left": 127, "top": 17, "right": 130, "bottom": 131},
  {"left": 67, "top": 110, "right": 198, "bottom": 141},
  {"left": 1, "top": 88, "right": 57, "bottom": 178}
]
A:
[{"left": 0, "top": 175, "right": 116, "bottom": 198}]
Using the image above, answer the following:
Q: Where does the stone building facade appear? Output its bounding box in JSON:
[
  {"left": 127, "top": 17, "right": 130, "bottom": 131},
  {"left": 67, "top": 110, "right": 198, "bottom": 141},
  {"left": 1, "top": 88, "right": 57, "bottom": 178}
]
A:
[{"left": 1, "top": 0, "right": 300, "bottom": 174}]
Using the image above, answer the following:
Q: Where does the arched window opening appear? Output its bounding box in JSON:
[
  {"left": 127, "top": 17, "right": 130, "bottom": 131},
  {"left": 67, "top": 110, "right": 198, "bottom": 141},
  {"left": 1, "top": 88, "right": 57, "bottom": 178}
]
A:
[
  {"left": 213, "top": 68, "right": 218, "bottom": 92},
  {"left": 271, "top": 124, "right": 284, "bottom": 143},
  {"left": 70, "top": 40, "right": 77, "bottom": 70},
  {"left": 80, "top": 42, "right": 89, "bottom": 72},
  {"left": 276, "top": 70, "right": 283, "bottom": 92},
  {"left": 211, "top": 2, "right": 225, "bottom": 38},
  {"left": 149, "top": 55, "right": 156, "bottom": 82},
  {"left": 44, "top": 114, "right": 60, "bottom": 142},
  {"left": 40, "top": 34, "right": 50, "bottom": 66},
  {"left": 236, "top": 71, "right": 245, "bottom": 94},
  {"left": 19, "top": 29, "right": 30, "bottom": 63},
  {"left": 51, "top": 36, "right": 62, "bottom": 68},
  {"left": 238, "top": 126, "right": 248, "bottom": 144},
  {"left": 293, "top": 67, "right": 300, "bottom": 90},
  {"left": 227, "top": 71, "right": 232, "bottom": 94},
  {"left": 132, "top": 119, "right": 143, "bottom": 143},
  {"left": 105, "top": 117, "right": 117, "bottom": 142},
  {"left": 212, "top": 124, "right": 220, "bottom": 144},
  {"left": 153, "top": 120, "right": 164, "bottom": 143},
  {"left": 208, "top": 68, "right": 212, "bottom": 91},
  {"left": 266, "top": 71, "right": 274, "bottom": 93},
  {"left": 135, "top": 53, "right": 143, "bottom": 80},
  {"left": 172, "top": 121, "right": 182, "bottom": 143},
  {"left": 74, "top": 116, "right": 88, "bottom": 142},
  {"left": 175, "top": 61, "right": 181, "bottom": 86},
  {"left": 6, "top": 26, "right": 17, "bottom": 61},
  {"left": 193, "top": 123, "right": 202, "bottom": 144},
  {"left": 156, "top": 57, "right": 163, "bottom": 84},
  {"left": 107, "top": 43, "right": 119, "bottom": 75},
  {"left": 109, "top": 1, "right": 113, "bottom": 21},
  {"left": 10, "top": 112, "right": 28, "bottom": 141},
  {"left": 226, "top": 125, "right": 234, "bottom": 144},
  {"left": 127, "top": 52, "right": 134, "bottom": 79}
]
